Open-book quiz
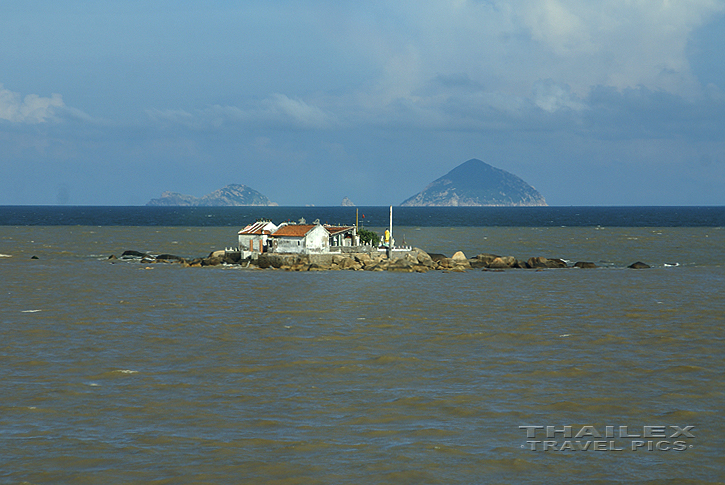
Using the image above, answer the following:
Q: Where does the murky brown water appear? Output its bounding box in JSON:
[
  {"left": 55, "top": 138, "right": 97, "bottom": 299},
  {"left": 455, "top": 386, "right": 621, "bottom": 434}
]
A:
[{"left": 1, "top": 226, "right": 723, "bottom": 484}]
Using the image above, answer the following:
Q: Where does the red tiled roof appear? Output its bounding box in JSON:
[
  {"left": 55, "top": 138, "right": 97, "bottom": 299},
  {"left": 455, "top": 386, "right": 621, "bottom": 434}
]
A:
[{"left": 271, "top": 224, "right": 323, "bottom": 237}]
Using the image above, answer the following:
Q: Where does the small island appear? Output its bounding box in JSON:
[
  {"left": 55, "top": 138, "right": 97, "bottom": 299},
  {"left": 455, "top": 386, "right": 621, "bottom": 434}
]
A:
[
  {"left": 112, "top": 246, "right": 635, "bottom": 272},
  {"left": 111, "top": 216, "right": 650, "bottom": 271},
  {"left": 401, "top": 159, "right": 547, "bottom": 207},
  {"left": 147, "top": 184, "right": 277, "bottom": 206},
  {"left": 144, "top": 159, "right": 547, "bottom": 208}
]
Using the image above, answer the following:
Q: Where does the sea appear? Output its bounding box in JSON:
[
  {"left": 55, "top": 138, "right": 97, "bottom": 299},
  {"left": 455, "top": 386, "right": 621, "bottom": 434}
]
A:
[{"left": 1, "top": 206, "right": 723, "bottom": 484}]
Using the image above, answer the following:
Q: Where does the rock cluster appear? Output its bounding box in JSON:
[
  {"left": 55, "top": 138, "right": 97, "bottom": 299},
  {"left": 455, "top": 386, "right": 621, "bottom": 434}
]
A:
[
  {"left": 112, "top": 249, "right": 651, "bottom": 272},
  {"left": 115, "top": 249, "right": 240, "bottom": 267}
]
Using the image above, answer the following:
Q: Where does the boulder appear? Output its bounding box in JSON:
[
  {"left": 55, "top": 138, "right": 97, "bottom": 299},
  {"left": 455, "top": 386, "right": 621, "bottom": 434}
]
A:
[
  {"left": 628, "top": 261, "right": 650, "bottom": 269},
  {"left": 427, "top": 253, "right": 448, "bottom": 262},
  {"left": 388, "top": 258, "right": 415, "bottom": 272},
  {"left": 402, "top": 253, "right": 418, "bottom": 264},
  {"left": 413, "top": 249, "right": 435, "bottom": 268},
  {"left": 201, "top": 256, "right": 223, "bottom": 266},
  {"left": 355, "top": 253, "right": 373, "bottom": 266},
  {"left": 574, "top": 261, "right": 597, "bottom": 269},
  {"left": 527, "top": 256, "right": 567, "bottom": 269},
  {"left": 223, "top": 252, "right": 242, "bottom": 264},
  {"left": 450, "top": 252, "right": 471, "bottom": 270},
  {"left": 365, "top": 253, "right": 386, "bottom": 266},
  {"left": 472, "top": 253, "right": 500, "bottom": 265},
  {"left": 486, "top": 257, "right": 511, "bottom": 269},
  {"left": 501, "top": 256, "right": 518, "bottom": 267},
  {"left": 527, "top": 256, "right": 548, "bottom": 268},
  {"left": 340, "top": 257, "right": 361, "bottom": 270},
  {"left": 468, "top": 258, "right": 489, "bottom": 269},
  {"left": 433, "top": 255, "right": 471, "bottom": 269}
]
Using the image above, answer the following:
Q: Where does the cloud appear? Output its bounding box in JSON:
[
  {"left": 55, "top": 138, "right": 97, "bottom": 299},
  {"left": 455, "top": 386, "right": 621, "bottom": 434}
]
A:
[
  {"left": 188, "top": 0, "right": 718, "bottom": 137},
  {"left": 583, "top": 84, "right": 725, "bottom": 140},
  {"left": 343, "top": 1, "right": 724, "bottom": 100},
  {"left": 145, "top": 74, "right": 725, "bottom": 147},
  {"left": 0, "top": 84, "right": 65, "bottom": 123},
  {"left": 532, "top": 79, "right": 586, "bottom": 112},
  {"left": 147, "top": 93, "right": 338, "bottom": 130},
  {"left": 259, "top": 93, "right": 337, "bottom": 129}
]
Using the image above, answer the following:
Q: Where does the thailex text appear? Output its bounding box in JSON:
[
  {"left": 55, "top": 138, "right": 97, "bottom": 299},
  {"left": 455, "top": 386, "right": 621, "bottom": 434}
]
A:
[{"left": 519, "top": 425, "right": 695, "bottom": 452}]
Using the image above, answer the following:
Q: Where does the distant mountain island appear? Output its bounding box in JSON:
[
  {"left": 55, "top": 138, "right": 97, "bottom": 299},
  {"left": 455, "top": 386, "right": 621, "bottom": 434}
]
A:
[
  {"left": 400, "top": 159, "right": 547, "bottom": 207},
  {"left": 147, "top": 184, "right": 277, "bottom": 206}
]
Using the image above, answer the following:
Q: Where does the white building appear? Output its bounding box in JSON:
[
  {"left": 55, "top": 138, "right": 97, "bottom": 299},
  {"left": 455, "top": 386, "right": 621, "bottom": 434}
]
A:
[
  {"left": 269, "top": 223, "right": 331, "bottom": 254},
  {"left": 237, "top": 220, "right": 359, "bottom": 255},
  {"left": 238, "top": 220, "right": 278, "bottom": 253},
  {"left": 326, "top": 225, "right": 358, "bottom": 247}
]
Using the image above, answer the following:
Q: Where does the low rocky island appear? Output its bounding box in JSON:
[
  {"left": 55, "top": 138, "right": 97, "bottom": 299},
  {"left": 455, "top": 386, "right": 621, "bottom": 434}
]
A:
[
  {"left": 147, "top": 184, "right": 276, "bottom": 206},
  {"left": 110, "top": 249, "right": 649, "bottom": 272}
]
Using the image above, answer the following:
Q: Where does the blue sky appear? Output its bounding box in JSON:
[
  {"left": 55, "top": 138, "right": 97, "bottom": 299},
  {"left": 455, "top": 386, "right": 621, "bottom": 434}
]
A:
[{"left": 1, "top": 0, "right": 724, "bottom": 206}]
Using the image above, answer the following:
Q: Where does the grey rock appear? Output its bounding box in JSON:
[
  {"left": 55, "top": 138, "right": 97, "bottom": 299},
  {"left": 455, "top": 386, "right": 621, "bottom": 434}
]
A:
[{"left": 628, "top": 261, "right": 651, "bottom": 269}]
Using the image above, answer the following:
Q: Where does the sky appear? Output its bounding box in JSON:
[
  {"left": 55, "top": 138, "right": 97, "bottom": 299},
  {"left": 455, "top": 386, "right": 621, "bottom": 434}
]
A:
[{"left": 1, "top": 0, "right": 724, "bottom": 206}]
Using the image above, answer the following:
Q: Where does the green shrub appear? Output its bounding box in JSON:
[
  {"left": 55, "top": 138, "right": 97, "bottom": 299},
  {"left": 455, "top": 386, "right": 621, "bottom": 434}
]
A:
[{"left": 358, "top": 228, "right": 379, "bottom": 246}]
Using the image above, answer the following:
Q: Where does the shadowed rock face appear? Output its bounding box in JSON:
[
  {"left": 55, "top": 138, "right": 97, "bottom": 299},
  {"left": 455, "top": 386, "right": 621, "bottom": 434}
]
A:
[
  {"left": 147, "top": 184, "right": 276, "bottom": 206},
  {"left": 401, "top": 159, "right": 547, "bottom": 207}
]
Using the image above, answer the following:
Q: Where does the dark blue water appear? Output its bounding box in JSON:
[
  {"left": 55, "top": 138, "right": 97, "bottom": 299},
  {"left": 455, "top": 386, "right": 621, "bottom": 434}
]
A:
[{"left": 1, "top": 206, "right": 723, "bottom": 227}]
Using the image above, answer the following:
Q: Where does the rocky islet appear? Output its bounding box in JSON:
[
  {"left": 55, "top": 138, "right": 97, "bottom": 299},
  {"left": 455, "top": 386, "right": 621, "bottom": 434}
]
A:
[{"left": 111, "top": 249, "right": 647, "bottom": 272}]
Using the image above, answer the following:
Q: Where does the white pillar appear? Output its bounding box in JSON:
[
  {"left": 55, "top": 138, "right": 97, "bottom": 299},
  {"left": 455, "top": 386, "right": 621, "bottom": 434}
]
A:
[{"left": 388, "top": 205, "right": 394, "bottom": 257}]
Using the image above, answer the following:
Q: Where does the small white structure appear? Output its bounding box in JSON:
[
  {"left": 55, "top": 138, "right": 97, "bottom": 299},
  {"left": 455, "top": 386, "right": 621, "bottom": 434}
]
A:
[
  {"left": 269, "top": 223, "right": 330, "bottom": 254},
  {"left": 238, "top": 220, "right": 278, "bottom": 253},
  {"left": 325, "top": 225, "right": 358, "bottom": 248}
]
